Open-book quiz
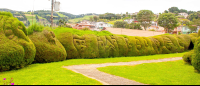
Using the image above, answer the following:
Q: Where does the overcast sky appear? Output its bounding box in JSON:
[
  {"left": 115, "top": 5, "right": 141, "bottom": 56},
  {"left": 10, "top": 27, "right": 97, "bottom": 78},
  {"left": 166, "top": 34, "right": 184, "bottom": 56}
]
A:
[{"left": 0, "top": 0, "right": 199, "bottom": 15}]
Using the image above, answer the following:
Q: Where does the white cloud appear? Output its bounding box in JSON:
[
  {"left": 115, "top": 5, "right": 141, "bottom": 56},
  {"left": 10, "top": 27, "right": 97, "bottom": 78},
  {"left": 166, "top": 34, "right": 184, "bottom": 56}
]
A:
[{"left": 0, "top": 0, "right": 199, "bottom": 15}]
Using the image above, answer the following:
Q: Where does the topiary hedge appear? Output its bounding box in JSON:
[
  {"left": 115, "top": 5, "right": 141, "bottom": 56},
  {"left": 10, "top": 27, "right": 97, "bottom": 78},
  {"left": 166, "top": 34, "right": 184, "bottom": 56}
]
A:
[
  {"left": 192, "top": 37, "right": 200, "bottom": 71},
  {"left": 28, "top": 27, "right": 67, "bottom": 63},
  {"left": 0, "top": 12, "right": 36, "bottom": 71},
  {"left": 52, "top": 27, "right": 197, "bottom": 59}
]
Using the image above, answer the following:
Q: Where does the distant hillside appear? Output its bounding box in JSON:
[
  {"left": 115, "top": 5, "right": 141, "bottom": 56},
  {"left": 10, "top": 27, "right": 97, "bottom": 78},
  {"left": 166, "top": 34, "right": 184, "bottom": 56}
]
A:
[
  {"left": 0, "top": 8, "right": 99, "bottom": 26},
  {"left": 68, "top": 15, "right": 94, "bottom": 23}
]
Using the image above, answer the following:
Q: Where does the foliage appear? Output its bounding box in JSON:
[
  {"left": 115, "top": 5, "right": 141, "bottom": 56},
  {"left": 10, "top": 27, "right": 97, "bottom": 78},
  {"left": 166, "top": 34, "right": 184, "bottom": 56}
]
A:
[
  {"left": 187, "top": 12, "right": 200, "bottom": 21},
  {"left": 136, "top": 10, "right": 154, "bottom": 30},
  {"left": 27, "top": 23, "right": 44, "bottom": 35},
  {"left": 168, "top": 7, "right": 180, "bottom": 13},
  {"left": 182, "top": 50, "right": 194, "bottom": 64},
  {"left": 89, "top": 16, "right": 99, "bottom": 22},
  {"left": 28, "top": 28, "right": 67, "bottom": 63},
  {"left": 126, "top": 22, "right": 142, "bottom": 30},
  {"left": 179, "top": 19, "right": 190, "bottom": 26},
  {"left": 99, "top": 13, "right": 122, "bottom": 20},
  {"left": 164, "top": 10, "right": 168, "bottom": 13},
  {"left": 179, "top": 9, "right": 188, "bottom": 13},
  {"left": 192, "top": 37, "right": 200, "bottom": 71},
  {"left": 157, "top": 13, "right": 179, "bottom": 33},
  {"left": 0, "top": 11, "right": 36, "bottom": 71},
  {"left": 113, "top": 21, "right": 128, "bottom": 28}
]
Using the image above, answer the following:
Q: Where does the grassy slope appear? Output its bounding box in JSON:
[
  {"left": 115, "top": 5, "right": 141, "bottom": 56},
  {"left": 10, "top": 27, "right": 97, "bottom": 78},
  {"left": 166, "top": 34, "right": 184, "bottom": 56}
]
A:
[
  {"left": 24, "top": 14, "right": 37, "bottom": 24},
  {"left": 68, "top": 15, "right": 93, "bottom": 23},
  {"left": 56, "top": 12, "right": 68, "bottom": 18},
  {"left": 98, "top": 60, "right": 200, "bottom": 85},
  {"left": 0, "top": 52, "right": 185, "bottom": 85}
]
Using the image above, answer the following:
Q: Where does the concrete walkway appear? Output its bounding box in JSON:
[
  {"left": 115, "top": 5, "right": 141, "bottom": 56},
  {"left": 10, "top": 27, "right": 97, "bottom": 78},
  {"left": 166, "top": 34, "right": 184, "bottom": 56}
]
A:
[{"left": 63, "top": 57, "right": 182, "bottom": 85}]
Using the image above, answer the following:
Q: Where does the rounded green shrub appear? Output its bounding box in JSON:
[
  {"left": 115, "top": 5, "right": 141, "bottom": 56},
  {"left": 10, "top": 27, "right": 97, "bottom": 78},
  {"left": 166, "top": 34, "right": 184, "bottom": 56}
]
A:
[
  {"left": 183, "top": 50, "right": 194, "bottom": 64},
  {"left": 28, "top": 28, "right": 67, "bottom": 63},
  {"left": 192, "top": 37, "right": 200, "bottom": 71},
  {"left": 0, "top": 12, "right": 36, "bottom": 71}
]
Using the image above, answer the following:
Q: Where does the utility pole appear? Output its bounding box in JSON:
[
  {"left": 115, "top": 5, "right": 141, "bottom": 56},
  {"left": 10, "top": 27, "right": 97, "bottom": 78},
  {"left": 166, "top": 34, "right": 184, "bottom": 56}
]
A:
[{"left": 51, "top": 0, "right": 54, "bottom": 28}]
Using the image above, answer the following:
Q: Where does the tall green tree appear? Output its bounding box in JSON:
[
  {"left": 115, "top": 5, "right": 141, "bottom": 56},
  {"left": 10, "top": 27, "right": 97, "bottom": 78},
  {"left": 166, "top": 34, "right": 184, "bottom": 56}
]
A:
[
  {"left": 187, "top": 12, "right": 200, "bottom": 21},
  {"left": 93, "top": 16, "right": 99, "bottom": 22},
  {"left": 168, "top": 7, "right": 179, "bottom": 13},
  {"left": 164, "top": 10, "right": 168, "bottom": 13},
  {"left": 157, "top": 13, "right": 179, "bottom": 33},
  {"left": 179, "top": 9, "right": 188, "bottom": 13},
  {"left": 136, "top": 10, "right": 154, "bottom": 30}
]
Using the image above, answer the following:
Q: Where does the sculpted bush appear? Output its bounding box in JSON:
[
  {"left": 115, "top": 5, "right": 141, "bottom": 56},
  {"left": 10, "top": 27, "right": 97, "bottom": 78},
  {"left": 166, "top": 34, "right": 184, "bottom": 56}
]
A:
[
  {"left": 192, "top": 37, "right": 200, "bottom": 71},
  {"left": 0, "top": 12, "right": 36, "bottom": 71},
  {"left": 183, "top": 50, "right": 194, "bottom": 64},
  {"left": 28, "top": 28, "right": 67, "bottom": 63}
]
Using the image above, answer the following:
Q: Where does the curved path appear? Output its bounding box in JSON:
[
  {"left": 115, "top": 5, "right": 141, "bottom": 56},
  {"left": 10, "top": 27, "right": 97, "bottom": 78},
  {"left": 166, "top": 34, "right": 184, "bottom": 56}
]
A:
[{"left": 63, "top": 57, "right": 182, "bottom": 85}]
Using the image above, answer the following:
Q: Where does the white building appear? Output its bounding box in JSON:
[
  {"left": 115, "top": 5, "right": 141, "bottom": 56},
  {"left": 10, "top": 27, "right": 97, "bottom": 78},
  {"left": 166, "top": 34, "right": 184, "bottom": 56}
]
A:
[
  {"left": 95, "top": 22, "right": 113, "bottom": 28},
  {"left": 178, "top": 13, "right": 188, "bottom": 18}
]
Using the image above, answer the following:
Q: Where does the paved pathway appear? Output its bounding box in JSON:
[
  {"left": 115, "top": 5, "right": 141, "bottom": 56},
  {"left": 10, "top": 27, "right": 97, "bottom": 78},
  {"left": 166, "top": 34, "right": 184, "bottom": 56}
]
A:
[{"left": 63, "top": 57, "right": 182, "bottom": 85}]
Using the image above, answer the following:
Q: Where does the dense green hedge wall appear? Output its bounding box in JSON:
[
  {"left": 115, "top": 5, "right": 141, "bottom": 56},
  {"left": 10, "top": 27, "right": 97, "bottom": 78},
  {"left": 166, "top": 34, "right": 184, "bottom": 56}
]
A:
[
  {"left": 53, "top": 27, "right": 196, "bottom": 59},
  {"left": 0, "top": 12, "right": 36, "bottom": 71},
  {"left": 28, "top": 29, "right": 67, "bottom": 63},
  {"left": 192, "top": 37, "right": 200, "bottom": 71}
]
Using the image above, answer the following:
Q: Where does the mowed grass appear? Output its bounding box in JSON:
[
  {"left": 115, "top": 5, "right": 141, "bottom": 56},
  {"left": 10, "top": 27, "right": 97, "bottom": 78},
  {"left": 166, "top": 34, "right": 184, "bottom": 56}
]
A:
[
  {"left": 0, "top": 52, "right": 186, "bottom": 85},
  {"left": 98, "top": 60, "right": 200, "bottom": 85}
]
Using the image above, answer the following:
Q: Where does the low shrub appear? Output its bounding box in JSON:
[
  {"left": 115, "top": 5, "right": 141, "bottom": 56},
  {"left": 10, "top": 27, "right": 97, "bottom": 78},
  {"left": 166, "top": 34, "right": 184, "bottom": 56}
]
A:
[{"left": 182, "top": 50, "right": 194, "bottom": 64}]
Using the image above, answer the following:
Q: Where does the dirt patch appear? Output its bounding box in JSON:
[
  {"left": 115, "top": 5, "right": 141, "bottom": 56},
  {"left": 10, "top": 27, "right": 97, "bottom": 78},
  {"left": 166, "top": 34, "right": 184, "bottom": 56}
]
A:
[{"left": 106, "top": 27, "right": 165, "bottom": 37}]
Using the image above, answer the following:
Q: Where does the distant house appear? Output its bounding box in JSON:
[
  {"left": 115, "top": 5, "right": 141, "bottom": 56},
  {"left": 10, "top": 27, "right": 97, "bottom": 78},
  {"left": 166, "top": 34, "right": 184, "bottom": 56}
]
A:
[
  {"left": 72, "top": 23, "right": 95, "bottom": 30},
  {"left": 172, "top": 26, "right": 183, "bottom": 34},
  {"left": 173, "top": 25, "right": 200, "bottom": 34},
  {"left": 80, "top": 20, "right": 90, "bottom": 24},
  {"left": 123, "top": 19, "right": 138, "bottom": 24},
  {"left": 178, "top": 13, "right": 188, "bottom": 18},
  {"left": 95, "top": 22, "right": 112, "bottom": 28},
  {"left": 144, "top": 21, "right": 165, "bottom": 32}
]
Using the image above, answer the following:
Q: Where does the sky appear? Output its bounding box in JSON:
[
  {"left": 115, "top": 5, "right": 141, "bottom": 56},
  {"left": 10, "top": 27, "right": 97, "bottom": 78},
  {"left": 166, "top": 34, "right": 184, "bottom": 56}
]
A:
[{"left": 0, "top": 0, "right": 199, "bottom": 15}]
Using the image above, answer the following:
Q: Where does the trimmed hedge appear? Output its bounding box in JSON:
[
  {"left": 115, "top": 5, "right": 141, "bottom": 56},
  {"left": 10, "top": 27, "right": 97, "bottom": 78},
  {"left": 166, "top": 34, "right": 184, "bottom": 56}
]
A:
[
  {"left": 192, "top": 37, "right": 200, "bottom": 71},
  {"left": 52, "top": 27, "right": 197, "bottom": 59},
  {"left": 0, "top": 12, "right": 36, "bottom": 71},
  {"left": 28, "top": 28, "right": 67, "bottom": 63},
  {"left": 183, "top": 50, "right": 194, "bottom": 64}
]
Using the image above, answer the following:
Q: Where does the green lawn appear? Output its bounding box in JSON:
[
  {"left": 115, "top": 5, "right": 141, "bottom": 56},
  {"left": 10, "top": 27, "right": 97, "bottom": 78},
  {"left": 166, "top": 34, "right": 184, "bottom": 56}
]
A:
[
  {"left": 98, "top": 60, "right": 200, "bottom": 85},
  {"left": 0, "top": 52, "right": 186, "bottom": 85}
]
